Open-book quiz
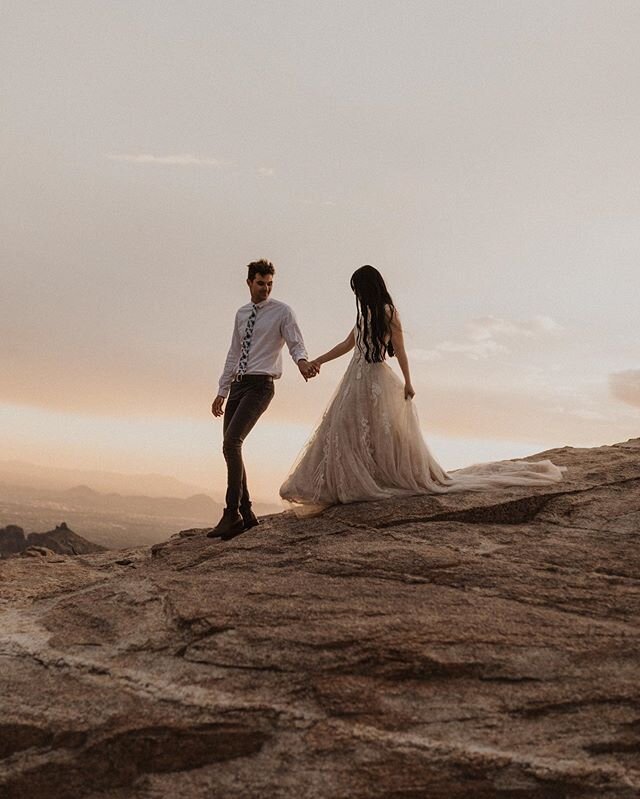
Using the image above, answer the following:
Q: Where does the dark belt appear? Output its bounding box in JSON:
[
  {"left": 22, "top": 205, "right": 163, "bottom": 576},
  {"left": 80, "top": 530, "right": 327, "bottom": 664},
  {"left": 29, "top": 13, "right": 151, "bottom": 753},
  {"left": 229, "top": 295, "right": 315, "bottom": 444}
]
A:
[{"left": 234, "top": 373, "right": 274, "bottom": 383}]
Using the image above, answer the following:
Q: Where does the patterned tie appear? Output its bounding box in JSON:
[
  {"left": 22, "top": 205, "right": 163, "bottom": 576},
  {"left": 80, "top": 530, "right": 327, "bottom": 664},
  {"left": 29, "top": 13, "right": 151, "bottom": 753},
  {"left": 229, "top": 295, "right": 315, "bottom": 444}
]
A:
[{"left": 237, "top": 304, "right": 258, "bottom": 377}]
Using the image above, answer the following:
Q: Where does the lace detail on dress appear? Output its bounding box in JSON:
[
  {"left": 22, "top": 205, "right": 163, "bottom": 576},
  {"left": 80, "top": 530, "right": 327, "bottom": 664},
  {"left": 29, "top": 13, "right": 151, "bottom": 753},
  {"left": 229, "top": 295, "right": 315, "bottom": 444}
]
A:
[
  {"left": 381, "top": 409, "right": 391, "bottom": 437},
  {"left": 334, "top": 432, "right": 347, "bottom": 497},
  {"left": 360, "top": 416, "right": 372, "bottom": 456},
  {"left": 370, "top": 378, "right": 382, "bottom": 405}
]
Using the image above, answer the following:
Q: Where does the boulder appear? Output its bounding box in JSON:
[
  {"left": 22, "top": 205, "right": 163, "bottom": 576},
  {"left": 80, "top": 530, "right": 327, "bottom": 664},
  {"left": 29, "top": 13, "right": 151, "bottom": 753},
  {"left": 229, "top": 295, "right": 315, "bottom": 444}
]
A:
[
  {"left": 21, "top": 546, "right": 58, "bottom": 558},
  {"left": 0, "top": 525, "right": 26, "bottom": 556}
]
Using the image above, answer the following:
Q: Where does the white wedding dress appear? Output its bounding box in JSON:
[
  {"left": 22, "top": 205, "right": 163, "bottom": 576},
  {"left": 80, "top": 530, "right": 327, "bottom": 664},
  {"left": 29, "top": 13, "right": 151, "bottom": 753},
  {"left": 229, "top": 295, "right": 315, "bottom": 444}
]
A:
[{"left": 280, "top": 325, "right": 565, "bottom": 508}]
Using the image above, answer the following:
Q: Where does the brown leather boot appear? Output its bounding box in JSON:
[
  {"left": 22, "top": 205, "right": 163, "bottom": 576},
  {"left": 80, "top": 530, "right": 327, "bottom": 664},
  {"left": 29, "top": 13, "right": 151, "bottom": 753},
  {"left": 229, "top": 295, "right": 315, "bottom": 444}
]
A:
[
  {"left": 207, "top": 509, "right": 244, "bottom": 538},
  {"left": 241, "top": 507, "right": 260, "bottom": 531}
]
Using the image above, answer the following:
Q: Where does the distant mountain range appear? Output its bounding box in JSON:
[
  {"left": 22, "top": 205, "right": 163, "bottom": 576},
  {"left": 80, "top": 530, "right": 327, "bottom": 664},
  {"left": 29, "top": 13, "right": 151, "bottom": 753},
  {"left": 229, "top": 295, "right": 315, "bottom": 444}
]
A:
[
  {"left": 0, "top": 523, "right": 105, "bottom": 558},
  {"left": 59, "top": 484, "right": 223, "bottom": 518},
  {"left": 0, "top": 460, "right": 210, "bottom": 498},
  {"left": 0, "top": 478, "right": 283, "bottom": 550}
]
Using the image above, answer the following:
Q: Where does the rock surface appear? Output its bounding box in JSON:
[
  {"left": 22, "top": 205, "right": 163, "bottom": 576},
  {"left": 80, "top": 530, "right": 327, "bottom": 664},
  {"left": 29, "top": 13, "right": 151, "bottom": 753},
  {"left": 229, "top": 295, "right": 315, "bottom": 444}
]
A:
[{"left": 1, "top": 440, "right": 639, "bottom": 798}]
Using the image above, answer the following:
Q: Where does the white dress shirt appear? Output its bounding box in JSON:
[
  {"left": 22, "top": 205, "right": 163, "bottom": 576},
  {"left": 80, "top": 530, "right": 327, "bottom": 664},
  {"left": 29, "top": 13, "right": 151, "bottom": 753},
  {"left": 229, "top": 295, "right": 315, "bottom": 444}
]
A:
[{"left": 217, "top": 298, "right": 309, "bottom": 397}]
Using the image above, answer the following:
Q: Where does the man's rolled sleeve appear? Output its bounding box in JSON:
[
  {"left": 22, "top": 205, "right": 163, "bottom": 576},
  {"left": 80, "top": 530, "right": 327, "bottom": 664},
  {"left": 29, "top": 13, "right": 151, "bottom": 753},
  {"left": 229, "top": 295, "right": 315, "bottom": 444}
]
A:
[
  {"left": 217, "top": 313, "right": 241, "bottom": 398},
  {"left": 282, "top": 307, "right": 308, "bottom": 364}
]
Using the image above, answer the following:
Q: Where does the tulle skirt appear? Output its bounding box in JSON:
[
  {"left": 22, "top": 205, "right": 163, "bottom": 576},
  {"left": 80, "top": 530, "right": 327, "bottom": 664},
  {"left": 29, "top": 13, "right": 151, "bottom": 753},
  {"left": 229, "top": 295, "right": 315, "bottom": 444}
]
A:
[{"left": 279, "top": 351, "right": 565, "bottom": 508}]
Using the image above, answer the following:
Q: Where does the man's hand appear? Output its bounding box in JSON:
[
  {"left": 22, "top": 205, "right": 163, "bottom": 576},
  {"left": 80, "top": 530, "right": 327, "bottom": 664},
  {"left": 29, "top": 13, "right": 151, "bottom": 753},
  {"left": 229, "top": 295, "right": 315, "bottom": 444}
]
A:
[
  {"left": 211, "top": 395, "right": 225, "bottom": 417},
  {"left": 297, "top": 359, "right": 319, "bottom": 381}
]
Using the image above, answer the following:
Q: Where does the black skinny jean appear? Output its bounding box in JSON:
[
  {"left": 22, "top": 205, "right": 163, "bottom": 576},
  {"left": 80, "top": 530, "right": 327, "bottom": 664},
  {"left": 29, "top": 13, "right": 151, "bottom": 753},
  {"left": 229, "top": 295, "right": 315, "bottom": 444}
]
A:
[{"left": 222, "top": 375, "right": 275, "bottom": 511}]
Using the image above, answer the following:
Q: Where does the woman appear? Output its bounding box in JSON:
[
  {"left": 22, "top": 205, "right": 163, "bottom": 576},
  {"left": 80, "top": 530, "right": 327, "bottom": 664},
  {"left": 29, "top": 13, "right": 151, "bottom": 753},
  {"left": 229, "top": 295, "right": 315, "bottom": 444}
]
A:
[{"left": 280, "top": 265, "right": 565, "bottom": 508}]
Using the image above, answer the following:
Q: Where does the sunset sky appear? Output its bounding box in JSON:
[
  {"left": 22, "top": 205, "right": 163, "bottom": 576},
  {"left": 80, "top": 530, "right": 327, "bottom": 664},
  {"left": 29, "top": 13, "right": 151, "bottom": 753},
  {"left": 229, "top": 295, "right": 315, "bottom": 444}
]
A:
[{"left": 3, "top": 1, "right": 640, "bottom": 503}]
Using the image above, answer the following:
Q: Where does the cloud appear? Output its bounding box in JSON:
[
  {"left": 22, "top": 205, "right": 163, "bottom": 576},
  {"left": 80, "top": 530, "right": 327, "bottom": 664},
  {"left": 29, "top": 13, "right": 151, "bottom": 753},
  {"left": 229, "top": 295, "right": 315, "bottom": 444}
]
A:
[
  {"left": 434, "top": 338, "right": 509, "bottom": 360},
  {"left": 411, "top": 314, "right": 563, "bottom": 361},
  {"left": 570, "top": 408, "right": 608, "bottom": 421},
  {"left": 467, "top": 315, "right": 563, "bottom": 341},
  {"left": 106, "top": 153, "right": 228, "bottom": 167},
  {"left": 609, "top": 370, "right": 640, "bottom": 408}
]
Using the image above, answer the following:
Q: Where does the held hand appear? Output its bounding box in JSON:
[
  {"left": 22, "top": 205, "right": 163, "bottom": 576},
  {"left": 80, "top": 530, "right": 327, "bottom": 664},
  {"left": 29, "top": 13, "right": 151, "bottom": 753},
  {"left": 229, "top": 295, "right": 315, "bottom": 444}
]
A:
[
  {"left": 404, "top": 383, "right": 415, "bottom": 400},
  {"left": 310, "top": 359, "right": 322, "bottom": 374},
  {"left": 211, "top": 395, "right": 225, "bottom": 417},
  {"left": 298, "top": 359, "right": 319, "bottom": 381}
]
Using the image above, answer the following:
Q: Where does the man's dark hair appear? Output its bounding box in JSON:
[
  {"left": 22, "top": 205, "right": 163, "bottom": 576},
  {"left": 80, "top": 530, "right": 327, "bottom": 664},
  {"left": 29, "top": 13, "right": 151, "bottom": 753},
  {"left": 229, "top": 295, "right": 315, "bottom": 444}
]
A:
[{"left": 247, "top": 259, "right": 276, "bottom": 281}]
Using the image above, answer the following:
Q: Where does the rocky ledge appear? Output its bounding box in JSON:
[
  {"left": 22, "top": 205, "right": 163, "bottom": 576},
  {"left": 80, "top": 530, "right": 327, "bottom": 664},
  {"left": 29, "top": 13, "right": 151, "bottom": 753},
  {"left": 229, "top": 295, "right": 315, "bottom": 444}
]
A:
[{"left": 1, "top": 440, "right": 639, "bottom": 798}]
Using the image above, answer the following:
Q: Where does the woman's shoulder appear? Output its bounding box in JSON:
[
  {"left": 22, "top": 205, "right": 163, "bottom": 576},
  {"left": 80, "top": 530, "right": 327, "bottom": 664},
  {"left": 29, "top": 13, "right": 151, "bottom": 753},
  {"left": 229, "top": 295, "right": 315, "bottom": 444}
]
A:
[{"left": 384, "top": 304, "right": 399, "bottom": 322}]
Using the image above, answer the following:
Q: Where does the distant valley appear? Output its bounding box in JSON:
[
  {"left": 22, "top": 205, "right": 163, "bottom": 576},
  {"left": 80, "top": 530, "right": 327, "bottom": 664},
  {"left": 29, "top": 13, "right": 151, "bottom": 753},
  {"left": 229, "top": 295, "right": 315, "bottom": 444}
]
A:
[{"left": 0, "top": 481, "right": 282, "bottom": 550}]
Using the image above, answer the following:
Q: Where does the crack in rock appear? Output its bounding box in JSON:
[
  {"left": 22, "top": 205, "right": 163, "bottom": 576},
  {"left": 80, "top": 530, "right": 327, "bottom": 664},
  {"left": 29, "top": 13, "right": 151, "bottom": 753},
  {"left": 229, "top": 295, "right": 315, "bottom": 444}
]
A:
[{"left": 1, "top": 723, "right": 271, "bottom": 799}]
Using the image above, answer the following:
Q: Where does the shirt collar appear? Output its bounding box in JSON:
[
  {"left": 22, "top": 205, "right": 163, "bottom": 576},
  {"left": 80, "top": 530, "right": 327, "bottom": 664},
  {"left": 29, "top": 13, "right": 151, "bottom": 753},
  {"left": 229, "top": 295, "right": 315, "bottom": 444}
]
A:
[{"left": 253, "top": 298, "right": 271, "bottom": 309}]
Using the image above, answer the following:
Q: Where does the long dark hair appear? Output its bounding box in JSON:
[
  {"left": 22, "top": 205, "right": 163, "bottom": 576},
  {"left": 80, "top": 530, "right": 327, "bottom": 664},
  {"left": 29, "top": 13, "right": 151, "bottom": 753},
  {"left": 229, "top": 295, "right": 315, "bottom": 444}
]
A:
[{"left": 350, "top": 265, "right": 396, "bottom": 362}]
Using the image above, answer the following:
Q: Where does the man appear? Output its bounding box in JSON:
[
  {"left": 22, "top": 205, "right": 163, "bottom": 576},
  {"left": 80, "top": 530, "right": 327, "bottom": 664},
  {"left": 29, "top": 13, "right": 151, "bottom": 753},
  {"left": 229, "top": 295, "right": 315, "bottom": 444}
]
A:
[{"left": 210, "top": 259, "right": 317, "bottom": 540}]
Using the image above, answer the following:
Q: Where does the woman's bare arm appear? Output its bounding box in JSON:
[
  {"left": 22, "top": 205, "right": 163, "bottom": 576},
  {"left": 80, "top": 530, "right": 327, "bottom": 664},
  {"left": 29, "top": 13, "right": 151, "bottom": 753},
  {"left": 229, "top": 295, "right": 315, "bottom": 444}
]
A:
[
  {"left": 311, "top": 329, "right": 356, "bottom": 367},
  {"left": 389, "top": 310, "right": 415, "bottom": 399}
]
